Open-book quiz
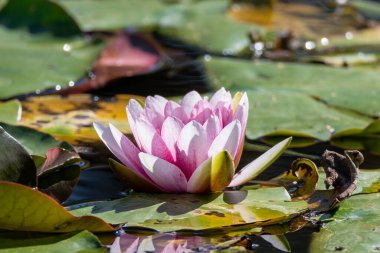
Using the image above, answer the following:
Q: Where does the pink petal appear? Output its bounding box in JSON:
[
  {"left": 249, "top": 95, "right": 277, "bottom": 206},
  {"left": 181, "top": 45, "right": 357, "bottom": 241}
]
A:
[
  {"left": 135, "top": 119, "right": 174, "bottom": 163},
  {"left": 124, "top": 238, "right": 140, "bottom": 253},
  {"left": 189, "top": 99, "right": 212, "bottom": 124},
  {"left": 234, "top": 92, "right": 249, "bottom": 134},
  {"left": 111, "top": 233, "right": 140, "bottom": 253},
  {"left": 145, "top": 95, "right": 168, "bottom": 130},
  {"left": 234, "top": 92, "right": 249, "bottom": 165},
  {"left": 214, "top": 102, "right": 233, "bottom": 127},
  {"left": 209, "top": 87, "right": 232, "bottom": 109},
  {"left": 161, "top": 117, "right": 184, "bottom": 161},
  {"left": 138, "top": 152, "right": 187, "bottom": 193},
  {"left": 176, "top": 121, "right": 209, "bottom": 179},
  {"left": 208, "top": 120, "right": 242, "bottom": 159},
  {"left": 203, "top": 115, "right": 222, "bottom": 148},
  {"left": 161, "top": 242, "right": 176, "bottom": 253},
  {"left": 126, "top": 99, "right": 144, "bottom": 148},
  {"left": 110, "top": 236, "right": 122, "bottom": 253},
  {"left": 108, "top": 123, "right": 146, "bottom": 176},
  {"left": 181, "top": 91, "right": 202, "bottom": 118},
  {"left": 164, "top": 101, "right": 188, "bottom": 123},
  {"left": 94, "top": 122, "right": 145, "bottom": 178}
]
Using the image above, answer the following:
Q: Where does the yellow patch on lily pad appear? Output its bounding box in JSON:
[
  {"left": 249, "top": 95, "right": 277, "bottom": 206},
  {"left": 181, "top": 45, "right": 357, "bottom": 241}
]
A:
[{"left": 19, "top": 94, "right": 144, "bottom": 145}]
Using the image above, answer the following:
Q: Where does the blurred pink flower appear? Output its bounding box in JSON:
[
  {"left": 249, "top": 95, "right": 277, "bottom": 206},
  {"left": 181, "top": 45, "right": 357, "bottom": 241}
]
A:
[{"left": 95, "top": 88, "right": 291, "bottom": 193}]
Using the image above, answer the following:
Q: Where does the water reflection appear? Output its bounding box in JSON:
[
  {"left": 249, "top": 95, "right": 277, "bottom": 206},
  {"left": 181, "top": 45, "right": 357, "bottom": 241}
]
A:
[
  {"left": 109, "top": 231, "right": 238, "bottom": 253},
  {"left": 107, "top": 215, "right": 313, "bottom": 253}
]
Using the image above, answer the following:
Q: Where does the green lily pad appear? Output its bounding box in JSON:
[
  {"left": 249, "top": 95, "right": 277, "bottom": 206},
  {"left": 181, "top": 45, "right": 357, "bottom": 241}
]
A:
[
  {"left": 205, "top": 57, "right": 380, "bottom": 118},
  {"left": 0, "top": 100, "right": 21, "bottom": 124},
  {"left": 355, "top": 169, "right": 380, "bottom": 194},
  {"left": 0, "top": 0, "right": 103, "bottom": 100},
  {"left": 352, "top": 0, "right": 380, "bottom": 20},
  {"left": 69, "top": 187, "right": 307, "bottom": 233},
  {"left": 156, "top": 0, "right": 262, "bottom": 55},
  {"left": 0, "top": 0, "right": 81, "bottom": 37},
  {"left": 309, "top": 193, "right": 380, "bottom": 253},
  {"left": 303, "top": 52, "right": 379, "bottom": 68},
  {"left": 0, "top": 181, "right": 114, "bottom": 233},
  {"left": 0, "top": 26, "right": 102, "bottom": 100},
  {"left": 59, "top": 0, "right": 265, "bottom": 55},
  {"left": 0, "top": 230, "right": 105, "bottom": 253},
  {"left": 58, "top": 0, "right": 166, "bottom": 31},
  {"left": 244, "top": 88, "right": 368, "bottom": 146},
  {"left": 0, "top": 123, "right": 72, "bottom": 156},
  {"left": 331, "top": 120, "right": 380, "bottom": 155},
  {"left": 204, "top": 57, "right": 379, "bottom": 145},
  {"left": 323, "top": 26, "right": 380, "bottom": 50},
  {"left": 0, "top": 126, "right": 36, "bottom": 187}
]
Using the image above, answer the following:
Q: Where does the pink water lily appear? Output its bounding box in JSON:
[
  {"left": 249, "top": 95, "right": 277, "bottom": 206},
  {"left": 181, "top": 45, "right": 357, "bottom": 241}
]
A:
[{"left": 94, "top": 88, "right": 292, "bottom": 193}]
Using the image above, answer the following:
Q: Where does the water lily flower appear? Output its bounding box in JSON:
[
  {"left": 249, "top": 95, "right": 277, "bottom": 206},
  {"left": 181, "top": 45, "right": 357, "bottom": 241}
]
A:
[{"left": 94, "top": 88, "right": 291, "bottom": 193}]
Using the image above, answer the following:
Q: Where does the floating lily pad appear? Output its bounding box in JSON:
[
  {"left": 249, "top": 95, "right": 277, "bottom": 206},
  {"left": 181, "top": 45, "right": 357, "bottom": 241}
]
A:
[
  {"left": 324, "top": 26, "right": 380, "bottom": 50},
  {"left": 0, "top": 0, "right": 81, "bottom": 37},
  {"left": 0, "top": 181, "right": 113, "bottom": 233},
  {"left": 69, "top": 187, "right": 307, "bottom": 233},
  {"left": 0, "top": 0, "right": 103, "bottom": 100},
  {"left": 243, "top": 88, "right": 368, "bottom": 146},
  {"left": 309, "top": 193, "right": 380, "bottom": 253},
  {"left": 0, "top": 123, "right": 72, "bottom": 156},
  {"left": 0, "top": 100, "right": 21, "bottom": 124},
  {"left": 331, "top": 120, "right": 380, "bottom": 155},
  {"left": 58, "top": 0, "right": 166, "bottom": 31},
  {"left": 59, "top": 0, "right": 264, "bottom": 55},
  {"left": 0, "top": 230, "right": 105, "bottom": 253},
  {"left": 156, "top": 0, "right": 262, "bottom": 55},
  {"left": 352, "top": 0, "right": 380, "bottom": 20},
  {"left": 205, "top": 57, "right": 380, "bottom": 118},
  {"left": 0, "top": 126, "right": 36, "bottom": 187},
  {"left": 303, "top": 52, "right": 379, "bottom": 68},
  {"left": 204, "top": 57, "right": 379, "bottom": 146},
  {"left": 19, "top": 94, "right": 143, "bottom": 145}
]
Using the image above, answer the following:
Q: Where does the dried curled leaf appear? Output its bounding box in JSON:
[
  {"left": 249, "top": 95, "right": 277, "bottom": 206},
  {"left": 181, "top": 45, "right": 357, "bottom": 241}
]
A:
[
  {"left": 321, "top": 150, "right": 364, "bottom": 204},
  {"left": 271, "top": 158, "right": 319, "bottom": 200}
]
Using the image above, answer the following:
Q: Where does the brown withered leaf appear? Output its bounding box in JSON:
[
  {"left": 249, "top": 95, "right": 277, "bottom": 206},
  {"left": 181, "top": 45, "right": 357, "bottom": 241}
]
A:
[
  {"left": 270, "top": 158, "right": 319, "bottom": 201},
  {"left": 321, "top": 149, "right": 364, "bottom": 205}
]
